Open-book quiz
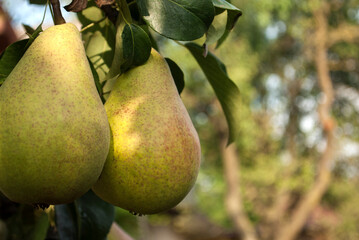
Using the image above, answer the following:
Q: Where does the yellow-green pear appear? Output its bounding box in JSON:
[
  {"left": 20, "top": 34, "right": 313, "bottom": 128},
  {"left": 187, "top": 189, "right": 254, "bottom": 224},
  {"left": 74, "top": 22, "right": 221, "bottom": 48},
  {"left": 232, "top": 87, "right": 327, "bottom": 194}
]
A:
[
  {"left": 0, "top": 23, "right": 110, "bottom": 206},
  {"left": 92, "top": 49, "right": 201, "bottom": 214}
]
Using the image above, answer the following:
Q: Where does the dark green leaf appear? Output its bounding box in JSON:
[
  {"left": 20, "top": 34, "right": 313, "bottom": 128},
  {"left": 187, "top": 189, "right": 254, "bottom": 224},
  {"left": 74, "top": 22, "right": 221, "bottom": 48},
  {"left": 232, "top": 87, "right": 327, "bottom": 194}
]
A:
[
  {"left": 55, "top": 203, "right": 79, "bottom": 240},
  {"left": 212, "top": 0, "right": 242, "bottom": 48},
  {"left": 121, "top": 23, "right": 151, "bottom": 71},
  {"left": 76, "top": 190, "right": 115, "bottom": 240},
  {"left": 225, "top": 7, "right": 242, "bottom": 30},
  {"left": 4, "top": 204, "right": 50, "bottom": 240},
  {"left": 213, "top": 0, "right": 240, "bottom": 11},
  {"left": 55, "top": 191, "right": 114, "bottom": 240},
  {"left": 137, "top": 0, "right": 215, "bottom": 40},
  {"left": 88, "top": 57, "right": 106, "bottom": 103},
  {"left": 165, "top": 58, "right": 185, "bottom": 95},
  {"left": 139, "top": 24, "right": 159, "bottom": 51},
  {"left": 0, "top": 21, "right": 42, "bottom": 85},
  {"left": 186, "top": 42, "right": 240, "bottom": 144},
  {"left": 22, "top": 24, "right": 35, "bottom": 35},
  {"left": 215, "top": 7, "right": 226, "bottom": 15},
  {"left": 0, "top": 39, "right": 28, "bottom": 85},
  {"left": 25, "top": 23, "right": 43, "bottom": 48},
  {"left": 29, "top": 0, "right": 46, "bottom": 4}
]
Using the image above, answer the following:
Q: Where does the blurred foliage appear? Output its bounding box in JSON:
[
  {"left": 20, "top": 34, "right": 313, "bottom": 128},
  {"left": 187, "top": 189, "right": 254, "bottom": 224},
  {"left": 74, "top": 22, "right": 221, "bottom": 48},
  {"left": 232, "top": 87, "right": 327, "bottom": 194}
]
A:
[
  {"left": 1, "top": 0, "right": 358, "bottom": 239},
  {"left": 136, "top": 0, "right": 359, "bottom": 239}
]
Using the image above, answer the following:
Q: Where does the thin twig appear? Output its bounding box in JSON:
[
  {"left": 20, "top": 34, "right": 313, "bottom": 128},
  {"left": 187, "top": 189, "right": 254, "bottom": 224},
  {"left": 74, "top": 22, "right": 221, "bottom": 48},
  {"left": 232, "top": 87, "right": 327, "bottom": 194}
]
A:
[{"left": 222, "top": 142, "right": 258, "bottom": 240}]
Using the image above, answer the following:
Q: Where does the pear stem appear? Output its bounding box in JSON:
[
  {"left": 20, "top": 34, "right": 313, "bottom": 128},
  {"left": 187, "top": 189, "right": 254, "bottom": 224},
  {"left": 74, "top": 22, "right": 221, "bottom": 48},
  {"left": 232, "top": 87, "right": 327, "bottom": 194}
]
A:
[{"left": 49, "top": 0, "right": 66, "bottom": 25}]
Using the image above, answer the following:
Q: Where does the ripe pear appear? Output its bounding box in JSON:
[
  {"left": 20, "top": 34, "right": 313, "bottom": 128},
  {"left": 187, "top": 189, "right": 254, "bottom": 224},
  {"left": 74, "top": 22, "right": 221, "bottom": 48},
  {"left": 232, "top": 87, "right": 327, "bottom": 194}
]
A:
[
  {"left": 92, "top": 49, "right": 201, "bottom": 214},
  {"left": 0, "top": 23, "right": 110, "bottom": 206}
]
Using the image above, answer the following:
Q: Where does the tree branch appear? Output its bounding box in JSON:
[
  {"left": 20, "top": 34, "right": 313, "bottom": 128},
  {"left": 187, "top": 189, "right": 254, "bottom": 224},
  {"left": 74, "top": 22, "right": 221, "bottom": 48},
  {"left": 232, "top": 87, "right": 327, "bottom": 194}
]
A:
[
  {"left": 222, "top": 141, "right": 258, "bottom": 240},
  {"left": 274, "top": 3, "right": 336, "bottom": 240},
  {"left": 327, "top": 24, "right": 359, "bottom": 47},
  {"left": 262, "top": 79, "right": 302, "bottom": 239}
]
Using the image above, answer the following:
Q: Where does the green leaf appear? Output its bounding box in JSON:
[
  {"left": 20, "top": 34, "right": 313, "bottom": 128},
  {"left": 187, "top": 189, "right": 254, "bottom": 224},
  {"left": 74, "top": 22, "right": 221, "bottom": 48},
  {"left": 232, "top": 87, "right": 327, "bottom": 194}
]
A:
[
  {"left": 4, "top": 204, "right": 51, "bottom": 239},
  {"left": 30, "top": 212, "right": 50, "bottom": 240},
  {"left": 136, "top": 0, "right": 215, "bottom": 40},
  {"left": 212, "top": 0, "right": 242, "bottom": 48},
  {"left": 0, "top": 21, "right": 42, "bottom": 85},
  {"left": 213, "top": 0, "right": 241, "bottom": 13},
  {"left": 140, "top": 24, "right": 160, "bottom": 51},
  {"left": 25, "top": 23, "right": 43, "bottom": 48},
  {"left": 77, "top": 2, "right": 116, "bottom": 81},
  {"left": 22, "top": 24, "right": 36, "bottom": 35},
  {"left": 185, "top": 42, "right": 240, "bottom": 144},
  {"left": 215, "top": 29, "right": 230, "bottom": 48},
  {"left": 165, "top": 58, "right": 185, "bottom": 95},
  {"left": 105, "top": 0, "right": 151, "bottom": 79},
  {"left": 0, "top": 39, "right": 28, "bottom": 85},
  {"left": 76, "top": 190, "right": 115, "bottom": 240},
  {"left": 205, "top": 10, "right": 227, "bottom": 45},
  {"left": 77, "top": 1, "right": 106, "bottom": 23},
  {"left": 55, "top": 203, "right": 79, "bottom": 240},
  {"left": 106, "top": 19, "right": 152, "bottom": 79},
  {"left": 29, "top": 0, "right": 46, "bottom": 4},
  {"left": 121, "top": 23, "right": 152, "bottom": 72},
  {"left": 88, "top": 57, "right": 106, "bottom": 104},
  {"left": 55, "top": 191, "right": 114, "bottom": 240}
]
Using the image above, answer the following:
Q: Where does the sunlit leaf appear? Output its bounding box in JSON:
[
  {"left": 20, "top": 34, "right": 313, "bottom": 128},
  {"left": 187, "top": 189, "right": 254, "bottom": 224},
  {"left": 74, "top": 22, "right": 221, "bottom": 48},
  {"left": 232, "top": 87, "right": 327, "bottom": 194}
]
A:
[
  {"left": 30, "top": 212, "right": 50, "bottom": 240},
  {"left": 212, "top": 0, "right": 242, "bottom": 48},
  {"left": 186, "top": 42, "right": 240, "bottom": 144},
  {"left": 77, "top": 2, "right": 116, "bottom": 81},
  {"left": 206, "top": 10, "right": 227, "bottom": 45}
]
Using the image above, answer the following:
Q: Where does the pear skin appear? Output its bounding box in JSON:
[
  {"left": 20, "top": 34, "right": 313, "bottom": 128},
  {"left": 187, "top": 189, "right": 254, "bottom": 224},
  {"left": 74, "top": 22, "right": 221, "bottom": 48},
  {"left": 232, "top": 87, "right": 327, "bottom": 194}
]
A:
[
  {"left": 0, "top": 23, "right": 110, "bottom": 205},
  {"left": 92, "top": 49, "right": 201, "bottom": 214}
]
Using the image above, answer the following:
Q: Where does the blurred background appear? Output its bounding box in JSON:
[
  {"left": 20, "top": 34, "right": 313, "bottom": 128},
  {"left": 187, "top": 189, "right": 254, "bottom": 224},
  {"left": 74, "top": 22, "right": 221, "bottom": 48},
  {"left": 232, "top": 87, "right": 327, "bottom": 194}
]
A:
[{"left": 1, "top": 0, "right": 359, "bottom": 239}]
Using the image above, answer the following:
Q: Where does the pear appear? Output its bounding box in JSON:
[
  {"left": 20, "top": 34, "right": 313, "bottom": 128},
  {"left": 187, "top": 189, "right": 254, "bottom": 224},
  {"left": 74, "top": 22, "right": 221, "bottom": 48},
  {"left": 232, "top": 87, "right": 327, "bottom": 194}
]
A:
[
  {"left": 0, "top": 23, "right": 110, "bottom": 206},
  {"left": 92, "top": 49, "right": 201, "bottom": 214}
]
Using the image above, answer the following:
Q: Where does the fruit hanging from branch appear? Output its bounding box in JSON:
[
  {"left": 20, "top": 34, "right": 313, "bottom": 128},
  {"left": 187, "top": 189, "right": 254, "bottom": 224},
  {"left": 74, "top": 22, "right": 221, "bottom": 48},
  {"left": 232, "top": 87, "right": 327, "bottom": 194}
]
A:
[
  {"left": 92, "top": 49, "right": 201, "bottom": 215},
  {"left": 0, "top": 23, "right": 110, "bottom": 207}
]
